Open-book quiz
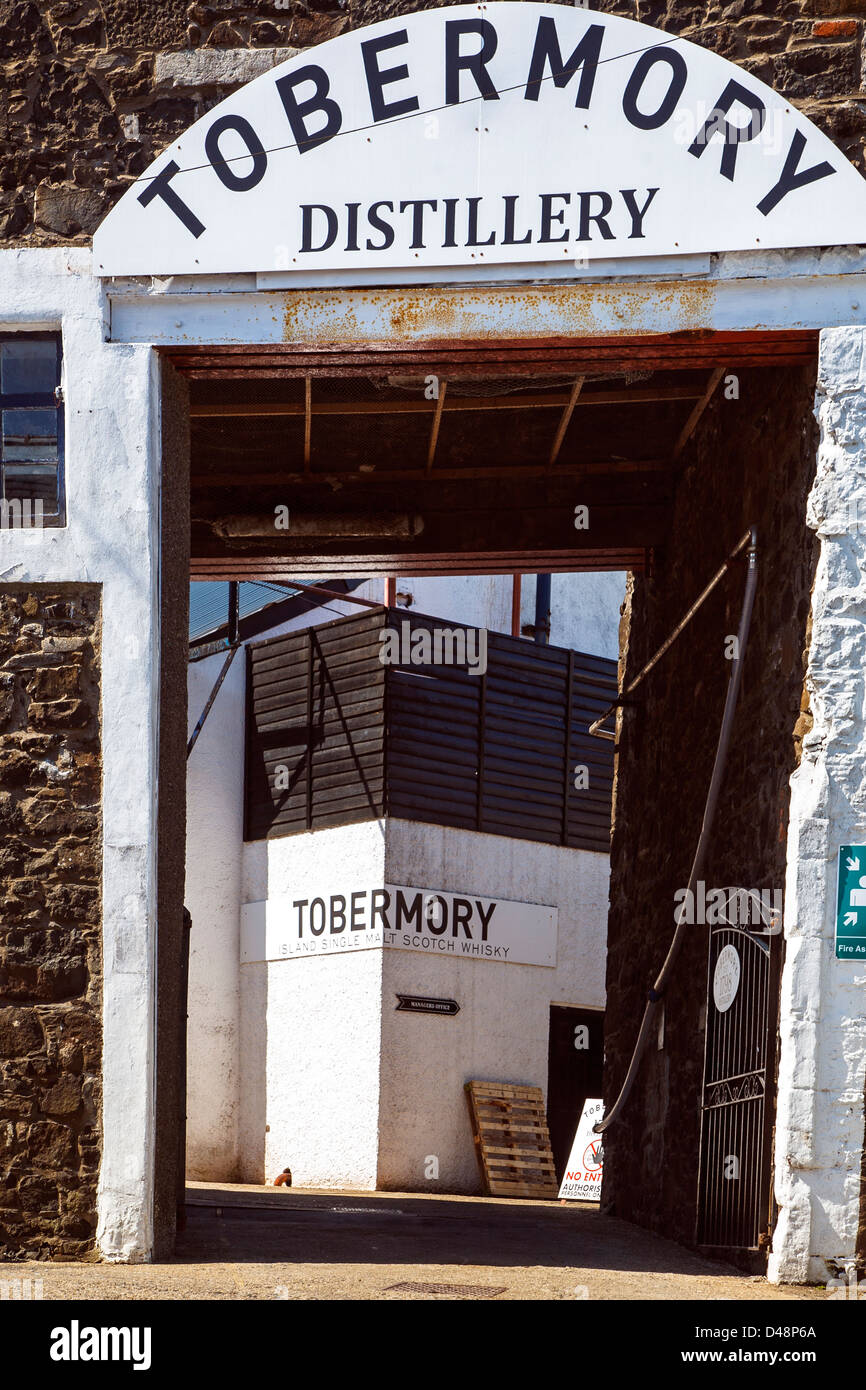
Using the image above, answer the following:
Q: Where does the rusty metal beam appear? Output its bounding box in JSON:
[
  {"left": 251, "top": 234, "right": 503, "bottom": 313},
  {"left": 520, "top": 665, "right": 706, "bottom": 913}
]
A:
[
  {"left": 303, "top": 376, "right": 311, "bottom": 474},
  {"left": 179, "top": 356, "right": 815, "bottom": 380},
  {"left": 672, "top": 366, "right": 726, "bottom": 460},
  {"left": 190, "top": 549, "right": 648, "bottom": 579},
  {"left": 168, "top": 329, "right": 819, "bottom": 379},
  {"left": 548, "top": 376, "right": 585, "bottom": 469},
  {"left": 426, "top": 381, "right": 447, "bottom": 474},
  {"left": 192, "top": 458, "right": 670, "bottom": 487},
  {"left": 189, "top": 384, "right": 702, "bottom": 419},
  {"left": 282, "top": 578, "right": 386, "bottom": 611}
]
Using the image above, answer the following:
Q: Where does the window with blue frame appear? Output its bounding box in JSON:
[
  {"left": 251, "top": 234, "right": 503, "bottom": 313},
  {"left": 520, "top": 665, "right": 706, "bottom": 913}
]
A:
[{"left": 0, "top": 333, "right": 65, "bottom": 527}]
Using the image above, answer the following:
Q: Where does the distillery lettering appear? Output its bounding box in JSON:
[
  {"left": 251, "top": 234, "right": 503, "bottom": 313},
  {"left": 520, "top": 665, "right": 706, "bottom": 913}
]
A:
[
  {"left": 297, "top": 189, "right": 658, "bottom": 255},
  {"left": 137, "top": 14, "right": 836, "bottom": 246}
]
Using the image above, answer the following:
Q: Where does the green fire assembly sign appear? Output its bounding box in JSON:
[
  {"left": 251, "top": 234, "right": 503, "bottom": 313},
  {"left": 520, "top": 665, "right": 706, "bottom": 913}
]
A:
[{"left": 836, "top": 846, "right": 866, "bottom": 959}]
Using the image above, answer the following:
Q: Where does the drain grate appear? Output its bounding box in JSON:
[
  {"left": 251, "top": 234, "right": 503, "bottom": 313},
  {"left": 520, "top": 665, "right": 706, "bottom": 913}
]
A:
[
  {"left": 333, "top": 1207, "right": 403, "bottom": 1216},
  {"left": 384, "top": 1282, "right": 507, "bottom": 1298}
]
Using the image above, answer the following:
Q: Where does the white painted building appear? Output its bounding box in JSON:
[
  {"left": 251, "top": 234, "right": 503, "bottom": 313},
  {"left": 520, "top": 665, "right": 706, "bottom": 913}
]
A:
[{"left": 184, "top": 573, "right": 621, "bottom": 1189}]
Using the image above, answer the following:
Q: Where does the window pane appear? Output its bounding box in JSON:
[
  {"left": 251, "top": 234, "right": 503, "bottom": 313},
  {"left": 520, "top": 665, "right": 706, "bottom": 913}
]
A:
[
  {"left": 2, "top": 408, "right": 58, "bottom": 463},
  {"left": 0, "top": 340, "right": 58, "bottom": 396},
  {"left": 0, "top": 337, "right": 64, "bottom": 524},
  {"left": 3, "top": 464, "right": 58, "bottom": 508}
]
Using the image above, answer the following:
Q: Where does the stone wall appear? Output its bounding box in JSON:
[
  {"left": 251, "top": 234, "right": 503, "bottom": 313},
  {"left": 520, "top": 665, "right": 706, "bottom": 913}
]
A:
[
  {"left": 603, "top": 365, "right": 819, "bottom": 1254},
  {"left": 2, "top": 0, "right": 866, "bottom": 242},
  {"left": 0, "top": 585, "right": 102, "bottom": 1260}
]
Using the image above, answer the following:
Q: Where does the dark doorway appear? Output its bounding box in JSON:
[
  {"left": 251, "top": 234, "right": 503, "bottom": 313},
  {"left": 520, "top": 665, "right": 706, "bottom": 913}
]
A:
[{"left": 547, "top": 1005, "right": 604, "bottom": 1181}]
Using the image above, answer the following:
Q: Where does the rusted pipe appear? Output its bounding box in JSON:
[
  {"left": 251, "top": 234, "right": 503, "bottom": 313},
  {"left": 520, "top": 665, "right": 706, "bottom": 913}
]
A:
[
  {"left": 534, "top": 573, "right": 551, "bottom": 645},
  {"left": 511, "top": 574, "right": 522, "bottom": 638},
  {"left": 186, "top": 644, "right": 240, "bottom": 759},
  {"left": 589, "top": 527, "right": 755, "bottom": 741},
  {"left": 228, "top": 580, "right": 239, "bottom": 646},
  {"left": 277, "top": 579, "right": 384, "bottom": 611},
  {"left": 594, "top": 526, "right": 758, "bottom": 1135}
]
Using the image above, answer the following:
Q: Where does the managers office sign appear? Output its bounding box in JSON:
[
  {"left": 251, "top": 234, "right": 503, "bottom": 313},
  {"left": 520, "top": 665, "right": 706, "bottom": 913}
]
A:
[
  {"left": 241, "top": 883, "right": 557, "bottom": 968},
  {"left": 93, "top": 3, "right": 866, "bottom": 276}
]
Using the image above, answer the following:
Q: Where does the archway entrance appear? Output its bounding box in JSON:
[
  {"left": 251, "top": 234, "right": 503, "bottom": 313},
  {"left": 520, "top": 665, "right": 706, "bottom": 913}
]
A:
[
  {"left": 86, "top": 0, "right": 866, "bottom": 1281},
  {"left": 164, "top": 327, "right": 817, "bottom": 1272}
]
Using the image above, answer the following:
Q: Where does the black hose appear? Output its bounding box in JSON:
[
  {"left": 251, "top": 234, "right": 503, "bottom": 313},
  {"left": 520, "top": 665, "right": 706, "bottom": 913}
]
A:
[{"left": 594, "top": 526, "right": 758, "bottom": 1135}]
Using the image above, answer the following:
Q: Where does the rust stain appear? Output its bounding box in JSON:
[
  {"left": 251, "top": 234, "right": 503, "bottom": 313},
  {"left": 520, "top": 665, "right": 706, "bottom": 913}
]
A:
[
  {"left": 281, "top": 279, "right": 717, "bottom": 346},
  {"left": 386, "top": 293, "right": 461, "bottom": 339}
]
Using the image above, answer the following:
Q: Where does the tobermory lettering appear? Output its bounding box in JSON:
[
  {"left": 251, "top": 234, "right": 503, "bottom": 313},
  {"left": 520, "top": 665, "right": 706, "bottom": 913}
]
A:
[
  {"left": 245, "top": 881, "right": 558, "bottom": 968},
  {"left": 289, "top": 888, "right": 498, "bottom": 940}
]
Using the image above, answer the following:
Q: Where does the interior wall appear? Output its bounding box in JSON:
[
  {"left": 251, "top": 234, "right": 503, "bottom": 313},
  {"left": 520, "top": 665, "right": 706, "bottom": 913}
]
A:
[
  {"left": 603, "top": 362, "right": 819, "bottom": 1251},
  {"left": 234, "top": 817, "right": 607, "bottom": 1191},
  {"left": 185, "top": 647, "right": 245, "bottom": 1182},
  {"left": 377, "top": 819, "right": 608, "bottom": 1193},
  {"left": 239, "top": 821, "right": 387, "bottom": 1187}
]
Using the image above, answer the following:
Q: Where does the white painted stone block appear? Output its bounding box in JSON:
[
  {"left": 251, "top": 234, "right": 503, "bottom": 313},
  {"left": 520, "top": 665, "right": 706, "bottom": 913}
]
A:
[
  {"left": 155, "top": 48, "right": 300, "bottom": 90},
  {"left": 817, "top": 324, "right": 866, "bottom": 394}
]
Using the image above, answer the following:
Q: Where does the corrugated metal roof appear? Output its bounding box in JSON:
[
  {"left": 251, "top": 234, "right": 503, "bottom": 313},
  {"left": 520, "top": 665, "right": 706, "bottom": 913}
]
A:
[{"left": 189, "top": 580, "right": 300, "bottom": 641}]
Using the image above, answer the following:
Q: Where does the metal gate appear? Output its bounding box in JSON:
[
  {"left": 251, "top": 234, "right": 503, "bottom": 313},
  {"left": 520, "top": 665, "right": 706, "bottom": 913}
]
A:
[{"left": 696, "top": 922, "right": 781, "bottom": 1255}]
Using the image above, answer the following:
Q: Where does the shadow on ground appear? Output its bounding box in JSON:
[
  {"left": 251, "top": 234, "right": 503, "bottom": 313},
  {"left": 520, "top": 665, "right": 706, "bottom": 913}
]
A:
[{"left": 178, "top": 1183, "right": 746, "bottom": 1279}]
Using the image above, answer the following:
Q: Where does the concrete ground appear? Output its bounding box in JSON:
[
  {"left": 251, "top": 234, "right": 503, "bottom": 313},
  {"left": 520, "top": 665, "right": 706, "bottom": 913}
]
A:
[{"left": 1, "top": 1182, "right": 825, "bottom": 1300}]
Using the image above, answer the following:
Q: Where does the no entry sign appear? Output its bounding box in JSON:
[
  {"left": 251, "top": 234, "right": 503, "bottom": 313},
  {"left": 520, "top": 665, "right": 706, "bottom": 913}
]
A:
[{"left": 558, "top": 1097, "right": 604, "bottom": 1202}]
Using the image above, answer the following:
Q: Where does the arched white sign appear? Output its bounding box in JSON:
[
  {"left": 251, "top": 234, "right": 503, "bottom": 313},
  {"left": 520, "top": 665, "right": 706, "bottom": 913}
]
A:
[{"left": 93, "top": 2, "right": 866, "bottom": 276}]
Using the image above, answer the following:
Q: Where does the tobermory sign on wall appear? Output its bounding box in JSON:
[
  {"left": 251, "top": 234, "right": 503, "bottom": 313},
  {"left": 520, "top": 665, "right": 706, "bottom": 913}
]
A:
[
  {"left": 835, "top": 846, "right": 866, "bottom": 959},
  {"left": 93, "top": 2, "right": 866, "bottom": 277},
  {"left": 241, "top": 882, "right": 557, "bottom": 967}
]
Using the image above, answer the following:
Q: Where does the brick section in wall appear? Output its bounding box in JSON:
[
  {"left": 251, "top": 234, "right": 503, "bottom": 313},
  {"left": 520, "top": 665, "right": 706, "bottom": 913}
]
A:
[
  {"left": 2, "top": 0, "right": 866, "bottom": 242},
  {"left": 0, "top": 585, "right": 102, "bottom": 1261}
]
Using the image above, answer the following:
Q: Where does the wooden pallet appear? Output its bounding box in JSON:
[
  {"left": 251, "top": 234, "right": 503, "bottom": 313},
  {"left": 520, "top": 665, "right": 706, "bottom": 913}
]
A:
[{"left": 465, "top": 1080, "right": 559, "bottom": 1200}]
